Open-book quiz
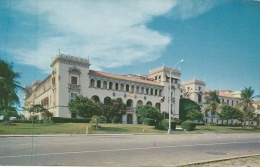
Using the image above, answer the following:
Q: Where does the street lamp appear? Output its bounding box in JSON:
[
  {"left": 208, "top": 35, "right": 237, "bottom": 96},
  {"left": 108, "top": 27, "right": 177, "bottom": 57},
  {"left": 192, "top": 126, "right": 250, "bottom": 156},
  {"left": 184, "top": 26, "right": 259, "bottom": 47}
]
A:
[{"left": 168, "top": 59, "right": 184, "bottom": 134}]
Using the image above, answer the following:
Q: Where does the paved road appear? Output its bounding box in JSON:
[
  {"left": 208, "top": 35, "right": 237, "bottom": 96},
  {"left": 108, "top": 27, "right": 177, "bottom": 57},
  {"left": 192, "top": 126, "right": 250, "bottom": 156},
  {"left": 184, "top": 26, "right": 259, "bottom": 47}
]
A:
[{"left": 1, "top": 133, "right": 260, "bottom": 166}]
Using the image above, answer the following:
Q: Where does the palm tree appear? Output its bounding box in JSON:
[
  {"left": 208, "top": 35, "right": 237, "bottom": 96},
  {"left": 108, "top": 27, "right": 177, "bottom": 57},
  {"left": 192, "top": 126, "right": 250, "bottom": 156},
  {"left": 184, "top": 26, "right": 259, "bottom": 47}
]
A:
[
  {"left": 204, "top": 90, "right": 221, "bottom": 119},
  {"left": 0, "top": 60, "right": 23, "bottom": 124},
  {"left": 237, "top": 86, "right": 260, "bottom": 128}
]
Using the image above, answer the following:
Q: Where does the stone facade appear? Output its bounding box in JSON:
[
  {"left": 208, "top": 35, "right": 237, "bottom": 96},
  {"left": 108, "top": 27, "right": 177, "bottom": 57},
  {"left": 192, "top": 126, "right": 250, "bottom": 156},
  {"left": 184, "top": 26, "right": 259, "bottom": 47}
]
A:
[
  {"left": 24, "top": 54, "right": 259, "bottom": 125},
  {"left": 24, "top": 54, "right": 182, "bottom": 124}
]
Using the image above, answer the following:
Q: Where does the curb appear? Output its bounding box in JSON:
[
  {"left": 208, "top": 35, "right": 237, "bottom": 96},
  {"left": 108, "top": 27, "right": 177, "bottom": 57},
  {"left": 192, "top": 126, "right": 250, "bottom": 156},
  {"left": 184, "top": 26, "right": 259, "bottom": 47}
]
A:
[{"left": 175, "top": 154, "right": 260, "bottom": 167}]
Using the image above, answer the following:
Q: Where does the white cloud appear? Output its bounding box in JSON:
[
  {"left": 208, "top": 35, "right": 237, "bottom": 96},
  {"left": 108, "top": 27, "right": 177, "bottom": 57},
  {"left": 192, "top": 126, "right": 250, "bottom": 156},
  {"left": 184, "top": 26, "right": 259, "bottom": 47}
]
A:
[
  {"left": 10, "top": 0, "right": 221, "bottom": 72},
  {"left": 11, "top": 0, "right": 175, "bottom": 72},
  {"left": 167, "top": 0, "right": 222, "bottom": 20}
]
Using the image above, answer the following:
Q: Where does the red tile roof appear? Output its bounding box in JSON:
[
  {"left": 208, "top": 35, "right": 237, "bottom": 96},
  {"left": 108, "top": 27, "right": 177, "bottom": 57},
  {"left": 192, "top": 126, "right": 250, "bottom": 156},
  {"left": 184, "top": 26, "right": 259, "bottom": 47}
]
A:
[
  {"left": 205, "top": 89, "right": 240, "bottom": 99},
  {"left": 89, "top": 70, "right": 162, "bottom": 86}
]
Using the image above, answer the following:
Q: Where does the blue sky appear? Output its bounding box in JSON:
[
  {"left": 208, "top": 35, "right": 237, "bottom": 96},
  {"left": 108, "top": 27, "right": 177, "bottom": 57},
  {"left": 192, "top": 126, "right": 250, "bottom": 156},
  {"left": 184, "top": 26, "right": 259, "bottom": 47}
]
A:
[{"left": 1, "top": 0, "right": 260, "bottom": 110}]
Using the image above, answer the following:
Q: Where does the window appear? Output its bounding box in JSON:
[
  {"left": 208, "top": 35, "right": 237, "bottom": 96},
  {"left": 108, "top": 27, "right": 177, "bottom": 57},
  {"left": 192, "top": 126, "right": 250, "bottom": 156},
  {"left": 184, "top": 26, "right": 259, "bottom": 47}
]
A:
[
  {"left": 146, "top": 88, "right": 149, "bottom": 95},
  {"left": 198, "top": 94, "right": 202, "bottom": 103},
  {"left": 97, "top": 80, "right": 101, "bottom": 88},
  {"left": 103, "top": 81, "right": 107, "bottom": 89},
  {"left": 52, "top": 77, "right": 56, "bottom": 85},
  {"left": 115, "top": 83, "right": 119, "bottom": 90},
  {"left": 70, "top": 92, "right": 77, "bottom": 100},
  {"left": 71, "top": 76, "right": 78, "bottom": 85},
  {"left": 90, "top": 79, "right": 95, "bottom": 87},
  {"left": 126, "top": 84, "right": 129, "bottom": 92},
  {"left": 109, "top": 82, "right": 113, "bottom": 89},
  {"left": 120, "top": 84, "right": 124, "bottom": 91}
]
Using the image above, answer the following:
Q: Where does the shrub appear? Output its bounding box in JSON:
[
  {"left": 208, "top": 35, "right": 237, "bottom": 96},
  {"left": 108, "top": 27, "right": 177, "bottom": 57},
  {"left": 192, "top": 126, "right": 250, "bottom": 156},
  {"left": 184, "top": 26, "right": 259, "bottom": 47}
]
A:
[
  {"left": 143, "top": 118, "right": 155, "bottom": 126},
  {"left": 155, "top": 124, "right": 165, "bottom": 130},
  {"left": 181, "top": 120, "right": 196, "bottom": 131},
  {"left": 51, "top": 117, "right": 91, "bottom": 123},
  {"left": 160, "top": 119, "right": 177, "bottom": 130},
  {"left": 112, "top": 116, "right": 120, "bottom": 123}
]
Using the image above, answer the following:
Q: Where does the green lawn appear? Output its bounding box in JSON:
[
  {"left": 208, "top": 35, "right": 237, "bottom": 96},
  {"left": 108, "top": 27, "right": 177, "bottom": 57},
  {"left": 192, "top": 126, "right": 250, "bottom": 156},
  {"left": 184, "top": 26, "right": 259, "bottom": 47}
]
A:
[{"left": 0, "top": 123, "right": 259, "bottom": 135}]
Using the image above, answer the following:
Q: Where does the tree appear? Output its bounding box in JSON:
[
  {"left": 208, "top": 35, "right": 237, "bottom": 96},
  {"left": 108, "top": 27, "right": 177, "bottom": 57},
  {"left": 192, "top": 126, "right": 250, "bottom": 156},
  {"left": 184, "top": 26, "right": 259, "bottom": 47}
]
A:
[
  {"left": 102, "top": 98, "right": 126, "bottom": 123},
  {"left": 204, "top": 90, "right": 221, "bottom": 118},
  {"left": 68, "top": 95, "right": 102, "bottom": 128},
  {"left": 0, "top": 104, "right": 18, "bottom": 124},
  {"left": 186, "top": 109, "right": 204, "bottom": 122},
  {"left": 42, "top": 110, "right": 54, "bottom": 123},
  {"left": 237, "top": 87, "right": 260, "bottom": 128},
  {"left": 137, "top": 105, "right": 163, "bottom": 123},
  {"left": 179, "top": 98, "right": 201, "bottom": 121},
  {"left": 218, "top": 105, "right": 243, "bottom": 124},
  {"left": 24, "top": 103, "right": 47, "bottom": 124},
  {"left": 0, "top": 60, "right": 23, "bottom": 124}
]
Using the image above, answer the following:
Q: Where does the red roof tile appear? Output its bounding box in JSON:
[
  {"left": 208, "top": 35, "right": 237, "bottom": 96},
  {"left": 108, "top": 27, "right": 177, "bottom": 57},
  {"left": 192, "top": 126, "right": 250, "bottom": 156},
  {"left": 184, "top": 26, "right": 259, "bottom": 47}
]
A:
[{"left": 89, "top": 70, "right": 162, "bottom": 86}]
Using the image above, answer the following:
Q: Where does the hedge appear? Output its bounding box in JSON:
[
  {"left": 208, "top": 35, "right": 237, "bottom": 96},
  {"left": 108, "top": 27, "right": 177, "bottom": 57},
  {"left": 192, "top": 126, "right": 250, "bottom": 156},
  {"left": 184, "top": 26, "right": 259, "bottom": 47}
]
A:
[
  {"left": 181, "top": 120, "right": 196, "bottom": 131},
  {"left": 160, "top": 119, "right": 177, "bottom": 130},
  {"left": 51, "top": 117, "right": 91, "bottom": 123},
  {"left": 143, "top": 118, "right": 156, "bottom": 126},
  {"left": 12, "top": 120, "right": 31, "bottom": 123}
]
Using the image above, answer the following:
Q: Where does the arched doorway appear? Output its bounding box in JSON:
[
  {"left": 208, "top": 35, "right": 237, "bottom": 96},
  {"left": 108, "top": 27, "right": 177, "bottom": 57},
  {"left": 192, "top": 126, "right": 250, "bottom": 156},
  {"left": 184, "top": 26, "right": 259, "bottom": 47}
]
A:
[
  {"left": 146, "top": 101, "right": 152, "bottom": 106},
  {"left": 104, "top": 96, "right": 111, "bottom": 105},
  {"left": 155, "top": 103, "right": 161, "bottom": 110},
  {"left": 127, "top": 114, "right": 132, "bottom": 124},
  {"left": 126, "top": 99, "right": 133, "bottom": 108},
  {"left": 91, "top": 95, "right": 100, "bottom": 103}
]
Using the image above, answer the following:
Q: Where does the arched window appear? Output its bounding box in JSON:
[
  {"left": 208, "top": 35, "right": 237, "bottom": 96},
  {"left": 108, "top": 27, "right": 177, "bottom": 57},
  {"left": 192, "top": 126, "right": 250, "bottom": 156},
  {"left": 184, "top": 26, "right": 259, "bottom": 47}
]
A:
[
  {"left": 104, "top": 97, "right": 111, "bottom": 105},
  {"left": 159, "top": 90, "right": 162, "bottom": 96},
  {"left": 155, "top": 89, "right": 158, "bottom": 96},
  {"left": 198, "top": 94, "right": 202, "bottom": 103},
  {"left": 103, "top": 81, "right": 107, "bottom": 89},
  {"left": 126, "top": 84, "right": 129, "bottom": 92},
  {"left": 136, "top": 86, "right": 140, "bottom": 94},
  {"left": 146, "top": 101, "right": 152, "bottom": 106},
  {"left": 126, "top": 99, "right": 133, "bottom": 107},
  {"left": 97, "top": 80, "right": 101, "bottom": 88},
  {"left": 115, "top": 83, "right": 119, "bottom": 90},
  {"left": 91, "top": 95, "right": 100, "bottom": 103},
  {"left": 141, "top": 87, "right": 144, "bottom": 94},
  {"left": 146, "top": 88, "right": 149, "bottom": 95},
  {"left": 120, "top": 84, "right": 124, "bottom": 91},
  {"left": 90, "top": 79, "right": 95, "bottom": 87},
  {"left": 150, "top": 88, "right": 153, "bottom": 95},
  {"left": 130, "top": 85, "right": 135, "bottom": 93},
  {"left": 155, "top": 103, "right": 160, "bottom": 110},
  {"left": 109, "top": 82, "right": 113, "bottom": 90},
  {"left": 136, "top": 100, "right": 143, "bottom": 108}
]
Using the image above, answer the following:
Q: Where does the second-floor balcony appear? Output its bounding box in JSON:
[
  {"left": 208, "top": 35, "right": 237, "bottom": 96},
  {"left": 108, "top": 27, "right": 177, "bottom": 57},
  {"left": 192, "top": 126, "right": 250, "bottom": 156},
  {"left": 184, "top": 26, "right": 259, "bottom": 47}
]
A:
[{"left": 68, "top": 84, "right": 81, "bottom": 90}]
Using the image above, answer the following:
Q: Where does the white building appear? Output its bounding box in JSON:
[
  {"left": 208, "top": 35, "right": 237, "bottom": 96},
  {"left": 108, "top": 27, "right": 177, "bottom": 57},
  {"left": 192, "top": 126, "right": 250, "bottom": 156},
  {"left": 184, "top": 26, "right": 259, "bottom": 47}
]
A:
[
  {"left": 24, "top": 53, "right": 259, "bottom": 125},
  {"left": 24, "top": 54, "right": 182, "bottom": 124}
]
